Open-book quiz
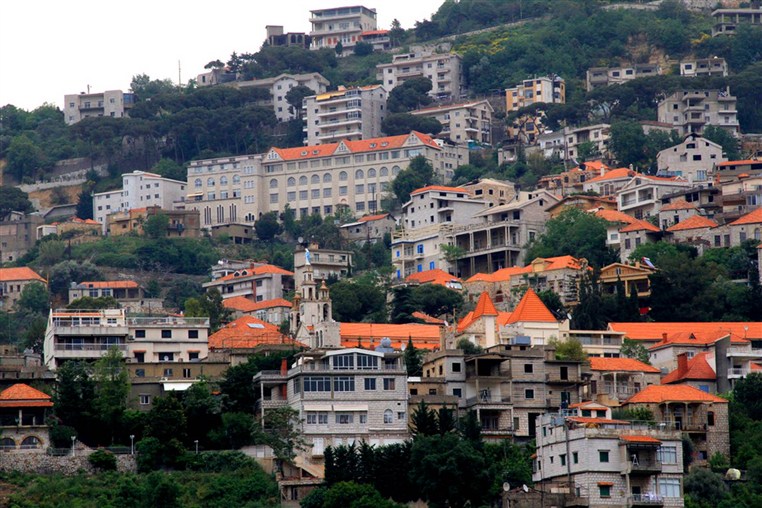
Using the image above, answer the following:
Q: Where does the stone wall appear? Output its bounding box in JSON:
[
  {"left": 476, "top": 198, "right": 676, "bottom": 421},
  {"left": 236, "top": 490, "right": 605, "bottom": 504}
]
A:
[{"left": 0, "top": 449, "right": 136, "bottom": 475}]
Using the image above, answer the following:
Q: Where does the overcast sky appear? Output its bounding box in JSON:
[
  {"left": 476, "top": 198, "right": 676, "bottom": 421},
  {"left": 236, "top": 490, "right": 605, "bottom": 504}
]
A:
[{"left": 0, "top": 0, "right": 442, "bottom": 111}]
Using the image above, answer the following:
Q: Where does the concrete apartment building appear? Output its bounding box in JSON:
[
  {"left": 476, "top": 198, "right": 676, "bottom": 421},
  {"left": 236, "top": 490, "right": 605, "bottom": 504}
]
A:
[
  {"left": 0, "top": 212, "right": 43, "bottom": 263},
  {"left": 340, "top": 213, "right": 395, "bottom": 244},
  {"left": 533, "top": 414, "right": 685, "bottom": 507},
  {"left": 616, "top": 175, "right": 692, "bottom": 220},
  {"left": 537, "top": 123, "right": 611, "bottom": 161},
  {"left": 411, "top": 100, "right": 493, "bottom": 145},
  {"left": 107, "top": 206, "right": 200, "bottom": 238},
  {"left": 680, "top": 57, "right": 728, "bottom": 77},
  {"left": 202, "top": 264, "right": 293, "bottom": 302},
  {"left": 461, "top": 178, "right": 518, "bottom": 207},
  {"left": 656, "top": 89, "right": 740, "bottom": 138},
  {"left": 719, "top": 175, "right": 762, "bottom": 221},
  {"left": 294, "top": 244, "right": 353, "bottom": 283},
  {"left": 63, "top": 89, "right": 135, "bottom": 125},
  {"left": 587, "top": 357, "right": 661, "bottom": 405},
  {"left": 234, "top": 73, "right": 329, "bottom": 122},
  {"left": 303, "top": 85, "right": 387, "bottom": 145},
  {"left": 586, "top": 64, "right": 662, "bottom": 91},
  {"left": 265, "top": 25, "right": 311, "bottom": 49},
  {"left": 126, "top": 315, "right": 210, "bottom": 364},
  {"left": 309, "top": 5, "right": 378, "bottom": 51},
  {"left": 712, "top": 7, "right": 762, "bottom": 35},
  {"left": 506, "top": 76, "right": 565, "bottom": 112},
  {"left": 376, "top": 51, "right": 463, "bottom": 99},
  {"left": 93, "top": 171, "right": 187, "bottom": 233},
  {"left": 656, "top": 133, "right": 726, "bottom": 183},
  {"left": 0, "top": 267, "right": 46, "bottom": 312}
]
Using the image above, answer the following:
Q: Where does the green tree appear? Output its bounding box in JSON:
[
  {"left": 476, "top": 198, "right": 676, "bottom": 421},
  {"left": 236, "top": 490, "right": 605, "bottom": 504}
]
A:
[
  {"left": 391, "top": 155, "right": 434, "bottom": 204},
  {"left": 610, "top": 121, "right": 648, "bottom": 168},
  {"left": 353, "top": 41, "right": 374, "bottom": 56},
  {"left": 381, "top": 113, "right": 443, "bottom": 136},
  {"left": 572, "top": 269, "right": 607, "bottom": 330},
  {"left": 684, "top": 468, "right": 729, "bottom": 508},
  {"left": 16, "top": 282, "right": 49, "bottom": 315},
  {"left": 67, "top": 296, "right": 121, "bottom": 310},
  {"left": 164, "top": 279, "right": 203, "bottom": 311},
  {"left": 410, "top": 283, "right": 463, "bottom": 318},
  {"left": 548, "top": 337, "right": 587, "bottom": 361},
  {"left": 387, "top": 77, "right": 433, "bottom": 113},
  {"left": 254, "top": 406, "right": 308, "bottom": 473},
  {"left": 216, "top": 412, "right": 254, "bottom": 449},
  {"left": 129, "top": 74, "right": 178, "bottom": 100},
  {"left": 183, "top": 288, "right": 231, "bottom": 332},
  {"left": 152, "top": 158, "right": 186, "bottom": 181},
  {"left": 146, "top": 396, "right": 187, "bottom": 444},
  {"left": 734, "top": 373, "right": 762, "bottom": 421},
  {"left": 47, "top": 260, "right": 102, "bottom": 299},
  {"left": 457, "top": 337, "right": 482, "bottom": 355},
  {"left": 0, "top": 186, "right": 33, "bottom": 218},
  {"left": 38, "top": 239, "right": 66, "bottom": 266},
  {"left": 703, "top": 125, "right": 741, "bottom": 161},
  {"left": 537, "top": 289, "right": 566, "bottom": 319},
  {"left": 620, "top": 338, "right": 650, "bottom": 364},
  {"left": 410, "top": 401, "right": 440, "bottom": 438},
  {"left": 254, "top": 211, "right": 283, "bottom": 241},
  {"left": 220, "top": 351, "right": 299, "bottom": 413},
  {"left": 285, "top": 85, "right": 315, "bottom": 120},
  {"left": 6, "top": 134, "right": 44, "bottom": 181},
  {"left": 404, "top": 338, "right": 423, "bottom": 377},
  {"left": 390, "top": 285, "right": 421, "bottom": 324},
  {"left": 52, "top": 361, "right": 96, "bottom": 444},
  {"left": 93, "top": 347, "right": 130, "bottom": 444},
  {"left": 142, "top": 213, "right": 170, "bottom": 238}
]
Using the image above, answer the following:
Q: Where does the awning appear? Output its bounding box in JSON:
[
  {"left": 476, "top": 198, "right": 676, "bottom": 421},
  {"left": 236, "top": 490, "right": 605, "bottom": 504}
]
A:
[
  {"left": 597, "top": 482, "right": 614, "bottom": 486},
  {"left": 333, "top": 404, "right": 368, "bottom": 412},
  {"left": 186, "top": 192, "right": 203, "bottom": 198},
  {"left": 162, "top": 382, "right": 194, "bottom": 391},
  {"left": 303, "top": 404, "right": 333, "bottom": 412}
]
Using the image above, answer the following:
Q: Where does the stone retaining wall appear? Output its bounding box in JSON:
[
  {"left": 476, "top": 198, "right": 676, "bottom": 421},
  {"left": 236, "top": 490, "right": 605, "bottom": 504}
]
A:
[{"left": 0, "top": 450, "right": 136, "bottom": 475}]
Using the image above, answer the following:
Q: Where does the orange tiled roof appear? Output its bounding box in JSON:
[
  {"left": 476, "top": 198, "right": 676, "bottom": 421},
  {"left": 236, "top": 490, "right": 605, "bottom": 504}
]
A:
[
  {"left": 595, "top": 209, "right": 638, "bottom": 225},
  {"left": 77, "top": 281, "right": 139, "bottom": 289},
  {"left": 729, "top": 208, "right": 762, "bottom": 226},
  {"left": 619, "top": 219, "right": 661, "bottom": 233},
  {"left": 625, "top": 384, "right": 727, "bottom": 404},
  {"left": 0, "top": 383, "right": 53, "bottom": 408},
  {"left": 466, "top": 266, "right": 528, "bottom": 283},
  {"left": 569, "top": 400, "right": 607, "bottom": 409},
  {"left": 215, "top": 264, "right": 293, "bottom": 282},
  {"left": 609, "top": 322, "right": 762, "bottom": 341},
  {"left": 357, "top": 213, "right": 390, "bottom": 223},
  {"left": 621, "top": 435, "right": 661, "bottom": 444},
  {"left": 410, "top": 185, "right": 471, "bottom": 197},
  {"left": 361, "top": 29, "right": 389, "bottom": 36},
  {"left": 666, "top": 215, "right": 718, "bottom": 232},
  {"left": 588, "top": 357, "right": 660, "bottom": 373},
  {"left": 412, "top": 311, "right": 446, "bottom": 325},
  {"left": 0, "top": 267, "right": 46, "bottom": 283},
  {"left": 223, "top": 296, "right": 292, "bottom": 313},
  {"left": 716, "top": 159, "right": 760, "bottom": 167},
  {"left": 536, "top": 255, "right": 585, "bottom": 271},
  {"left": 208, "top": 315, "right": 293, "bottom": 349},
  {"left": 271, "top": 131, "right": 439, "bottom": 161},
  {"left": 661, "top": 352, "right": 716, "bottom": 384},
  {"left": 503, "top": 288, "right": 556, "bottom": 324},
  {"left": 339, "top": 322, "right": 441, "bottom": 350},
  {"left": 661, "top": 199, "right": 697, "bottom": 212},
  {"left": 577, "top": 161, "right": 610, "bottom": 172},
  {"left": 567, "top": 417, "right": 629, "bottom": 425},
  {"left": 406, "top": 269, "right": 461, "bottom": 287},
  {"left": 649, "top": 330, "right": 747, "bottom": 349},
  {"left": 585, "top": 168, "right": 636, "bottom": 183},
  {"left": 457, "top": 292, "right": 498, "bottom": 332}
]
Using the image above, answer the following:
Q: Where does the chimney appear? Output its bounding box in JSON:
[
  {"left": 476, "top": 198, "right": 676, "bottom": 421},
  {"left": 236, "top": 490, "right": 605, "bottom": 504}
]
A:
[
  {"left": 662, "top": 332, "right": 668, "bottom": 341},
  {"left": 677, "top": 353, "right": 688, "bottom": 374}
]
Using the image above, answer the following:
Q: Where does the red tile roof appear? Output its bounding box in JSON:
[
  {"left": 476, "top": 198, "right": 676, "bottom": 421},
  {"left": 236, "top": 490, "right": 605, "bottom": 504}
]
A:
[
  {"left": 208, "top": 316, "right": 294, "bottom": 349},
  {"left": 625, "top": 384, "right": 727, "bottom": 404},
  {"left": 585, "top": 168, "right": 636, "bottom": 183},
  {"left": 503, "top": 288, "right": 556, "bottom": 324},
  {"left": 0, "top": 383, "right": 53, "bottom": 408},
  {"left": 457, "top": 292, "right": 498, "bottom": 332},
  {"left": 412, "top": 311, "right": 446, "bottom": 325},
  {"left": 77, "top": 281, "right": 139, "bottom": 289},
  {"left": 223, "top": 296, "right": 292, "bottom": 313},
  {"left": 466, "top": 266, "right": 527, "bottom": 283},
  {"left": 466, "top": 256, "right": 584, "bottom": 284},
  {"left": 410, "top": 185, "right": 471, "bottom": 197},
  {"left": 567, "top": 417, "right": 629, "bottom": 425},
  {"left": 621, "top": 435, "right": 661, "bottom": 444},
  {"left": 666, "top": 214, "right": 719, "bottom": 232},
  {"left": 729, "top": 208, "right": 762, "bottom": 226},
  {"left": 406, "top": 269, "right": 461, "bottom": 287},
  {"left": 649, "top": 330, "right": 747, "bottom": 349},
  {"left": 595, "top": 209, "right": 638, "bottom": 225},
  {"left": 215, "top": 264, "right": 293, "bottom": 282},
  {"left": 0, "top": 267, "right": 46, "bottom": 283},
  {"left": 716, "top": 159, "right": 761, "bottom": 167},
  {"left": 339, "top": 322, "right": 441, "bottom": 350},
  {"left": 357, "top": 213, "right": 390, "bottom": 223},
  {"left": 589, "top": 357, "right": 660, "bottom": 373},
  {"left": 661, "top": 352, "right": 716, "bottom": 384},
  {"left": 271, "top": 131, "right": 440, "bottom": 161},
  {"left": 661, "top": 199, "right": 698, "bottom": 212},
  {"left": 609, "top": 322, "right": 762, "bottom": 341},
  {"left": 619, "top": 219, "right": 661, "bottom": 233}
]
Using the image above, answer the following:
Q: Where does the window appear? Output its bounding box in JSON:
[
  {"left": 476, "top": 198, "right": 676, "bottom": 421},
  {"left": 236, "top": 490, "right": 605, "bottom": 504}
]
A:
[
  {"left": 339, "top": 171, "right": 348, "bottom": 181},
  {"left": 140, "top": 394, "right": 151, "bottom": 405},
  {"left": 333, "top": 354, "right": 354, "bottom": 369},
  {"left": 318, "top": 413, "right": 328, "bottom": 424},
  {"left": 453, "top": 388, "right": 462, "bottom": 397},
  {"left": 364, "top": 378, "right": 376, "bottom": 390},
  {"left": 336, "top": 413, "right": 354, "bottom": 424},
  {"left": 183, "top": 368, "right": 191, "bottom": 378},
  {"left": 357, "top": 355, "right": 378, "bottom": 370},
  {"left": 306, "top": 413, "right": 317, "bottom": 424},
  {"left": 398, "top": 412, "right": 405, "bottom": 420},
  {"left": 304, "top": 376, "right": 331, "bottom": 391},
  {"left": 383, "top": 378, "right": 395, "bottom": 390},
  {"left": 657, "top": 446, "right": 678, "bottom": 464},
  {"left": 163, "top": 368, "right": 173, "bottom": 377},
  {"left": 560, "top": 454, "right": 567, "bottom": 466},
  {"left": 524, "top": 364, "right": 533, "bottom": 373},
  {"left": 384, "top": 409, "right": 393, "bottom": 424},
  {"left": 135, "top": 330, "right": 146, "bottom": 338},
  {"left": 572, "top": 451, "right": 578, "bottom": 464},
  {"left": 659, "top": 478, "right": 681, "bottom": 498},
  {"left": 161, "top": 330, "right": 172, "bottom": 339},
  {"left": 452, "top": 362, "right": 461, "bottom": 373},
  {"left": 525, "top": 389, "right": 535, "bottom": 399},
  {"left": 188, "top": 330, "right": 199, "bottom": 339},
  {"left": 334, "top": 376, "right": 355, "bottom": 392},
  {"left": 135, "top": 368, "right": 145, "bottom": 377},
  {"left": 598, "top": 485, "right": 611, "bottom": 498},
  {"left": 359, "top": 413, "right": 367, "bottom": 424},
  {"left": 599, "top": 450, "right": 609, "bottom": 463}
]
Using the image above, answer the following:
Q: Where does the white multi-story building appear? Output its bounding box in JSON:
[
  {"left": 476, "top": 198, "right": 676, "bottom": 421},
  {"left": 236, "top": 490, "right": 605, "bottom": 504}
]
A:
[
  {"left": 616, "top": 175, "right": 692, "bottom": 220},
  {"left": 537, "top": 124, "right": 611, "bottom": 161},
  {"left": 303, "top": 85, "right": 387, "bottom": 145},
  {"left": 586, "top": 64, "right": 662, "bottom": 91},
  {"left": 309, "top": 5, "right": 378, "bottom": 51},
  {"left": 657, "top": 89, "right": 740, "bottom": 138},
  {"left": 234, "top": 73, "right": 330, "bottom": 122},
  {"left": 411, "top": 100, "right": 493, "bottom": 145},
  {"left": 680, "top": 57, "right": 728, "bottom": 78},
  {"left": 712, "top": 7, "right": 762, "bottom": 36},
  {"left": 93, "top": 171, "right": 187, "bottom": 233},
  {"left": 376, "top": 51, "right": 463, "bottom": 100},
  {"left": 63, "top": 89, "right": 135, "bottom": 125},
  {"left": 506, "top": 76, "right": 565, "bottom": 112},
  {"left": 656, "top": 133, "right": 726, "bottom": 183}
]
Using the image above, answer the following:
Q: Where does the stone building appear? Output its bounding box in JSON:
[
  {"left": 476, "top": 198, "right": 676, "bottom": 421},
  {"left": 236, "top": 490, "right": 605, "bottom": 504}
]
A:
[
  {"left": 411, "top": 100, "right": 493, "bottom": 145},
  {"left": 309, "top": 5, "right": 378, "bottom": 51},
  {"left": 63, "top": 89, "right": 135, "bottom": 125},
  {"left": 0, "top": 384, "right": 53, "bottom": 452},
  {"left": 303, "top": 85, "right": 387, "bottom": 146},
  {"left": 0, "top": 212, "right": 43, "bottom": 263},
  {"left": 0, "top": 267, "right": 47, "bottom": 312},
  {"left": 376, "top": 51, "right": 463, "bottom": 100},
  {"left": 656, "top": 89, "right": 739, "bottom": 138}
]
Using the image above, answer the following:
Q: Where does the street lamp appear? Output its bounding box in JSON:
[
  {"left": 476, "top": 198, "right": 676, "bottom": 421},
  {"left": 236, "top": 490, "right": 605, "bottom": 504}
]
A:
[
  {"left": 130, "top": 434, "right": 135, "bottom": 455},
  {"left": 194, "top": 440, "right": 199, "bottom": 455},
  {"left": 71, "top": 436, "right": 77, "bottom": 457}
]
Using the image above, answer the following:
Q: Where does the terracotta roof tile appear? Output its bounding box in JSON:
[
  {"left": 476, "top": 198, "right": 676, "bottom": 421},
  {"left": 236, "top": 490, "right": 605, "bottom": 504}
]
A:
[
  {"left": 589, "top": 357, "right": 660, "bottom": 373},
  {"left": 504, "top": 288, "right": 556, "bottom": 324},
  {"left": 208, "top": 316, "right": 293, "bottom": 349},
  {"left": 661, "top": 199, "right": 698, "bottom": 212},
  {"left": 215, "top": 264, "right": 293, "bottom": 282},
  {"left": 406, "top": 269, "right": 461, "bottom": 287},
  {"left": 0, "top": 267, "right": 46, "bottom": 283},
  {"left": 625, "top": 384, "right": 727, "bottom": 404},
  {"left": 223, "top": 296, "right": 292, "bottom": 313},
  {"left": 649, "top": 330, "right": 747, "bottom": 349},
  {"left": 466, "top": 266, "right": 528, "bottom": 283},
  {"left": 609, "top": 322, "right": 762, "bottom": 341},
  {"left": 585, "top": 168, "right": 636, "bottom": 183},
  {"left": 661, "top": 352, "right": 716, "bottom": 384},
  {"left": 567, "top": 417, "right": 629, "bottom": 425},
  {"left": 457, "top": 292, "right": 498, "bottom": 332},
  {"left": 412, "top": 311, "right": 446, "bottom": 325},
  {"left": 357, "top": 213, "right": 390, "bottom": 223},
  {"left": 621, "top": 435, "right": 661, "bottom": 444},
  {"left": 271, "top": 131, "right": 439, "bottom": 161},
  {"left": 666, "top": 215, "right": 718, "bottom": 232},
  {"left": 717, "top": 159, "right": 761, "bottom": 167},
  {"left": 339, "top": 322, "right": 441, "bottom": 350},
  {"left": 410, "top": 185, "right": 471, "bottom": 197},
  {"left": 620, "top": 219, "right": 661, "bottom": 233},
  {"left": 595, "top": 209, "right": 638, "bottom": 224},
  {"left": 0, "top": 384, "right": 53, "bottom": 408},
  {"left": 729, "top": 208, "right": 762, "bottom": 226}
]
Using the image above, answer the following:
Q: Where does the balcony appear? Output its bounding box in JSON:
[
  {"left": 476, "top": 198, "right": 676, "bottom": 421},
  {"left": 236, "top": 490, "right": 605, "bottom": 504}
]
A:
[
  {"left": 628, "top": 494, "right": 663, "bottom": 506},
  {"left": 53, "top": 325, "right": 129, "bottom": 336},
  {"left": 729, "top": 367, "right": 751, "bottom": 378},
  {"left": 465, "top": 393, "right": 511, "bottom": 407},
  {"left": 628, "top": 458, "right": 662, "bottom": 475}
]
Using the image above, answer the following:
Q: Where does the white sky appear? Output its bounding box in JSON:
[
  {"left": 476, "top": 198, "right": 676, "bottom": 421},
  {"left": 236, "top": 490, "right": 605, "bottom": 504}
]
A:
[{"left": 0, "top": 0, "right": 442, "bottom": 111}]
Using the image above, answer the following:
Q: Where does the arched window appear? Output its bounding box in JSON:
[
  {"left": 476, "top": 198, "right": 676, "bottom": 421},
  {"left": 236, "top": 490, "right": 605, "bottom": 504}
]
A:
[
  {"left": 21, "top": 436, "right": 40, "bottom": 449},
  {"left": 392, "top": 166, "right": 401, "bottom": 176},
  {"left": 380, "top": 167, "right": 389, "bottom": 177},
  {"left": 220, "top": 176, "right": 228, "bottom": 186},
  {"left": 355, "top": 169, "right": 364, "bottom": 180},
  {"left": 323, "top": 173, "right": 332, "bottom": 183},
  {"left": 0, "top": 437, "right": 15, "bottom": 450},
  {"left": 311, "top": 174, "right": 320, "bottom": 184},
  {"left": 207, "top": 178, "right": 215, "bottom": 186},
  {"left": 383, "top": 409, "right": 393, "bottom": 424},
  {"left": 232, "top": 175, "right": 241, "bottom": 184},
  {"left": 287, "top": 177, "right": 296, "bottom": 187},
  {"left": 194, "top": 178, "right": 202, "bottom": 188},
  {"left": 368, "top": 168, "right": 376, "bottom": 178},
  {"left": 339, "top": 171, "right": 348, "bottom": 181},
  {"left": 299, "top": 176, "right": 308, "bottom": 185},
  {"left": 269, "top": 178, "right": 278, "bottom": 189}
]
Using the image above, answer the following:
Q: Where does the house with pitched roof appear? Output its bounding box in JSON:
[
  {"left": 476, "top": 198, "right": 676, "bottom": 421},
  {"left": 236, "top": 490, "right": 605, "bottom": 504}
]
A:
[
  {"left": 608, "top": 322, "right": 762, "bottom": 347},
  {"left": 661, "top": 352, "right": 718, "bottom": 394},
  {"left": 0, "top": 267, "right": 47, "bottom": 311},
  {"left": 658, "top": 199, "right": 700, "bottom": 230},
  {"left": 533, "top": 412, "right": 685, "bottom": 508},
  {"left": 587, "top": 357, "right": 661, "bottom": 405},
  {"left": 209, "top": 315, "right": 294, "bottom": 351},
  {"left": 339, "top": 213, "right": 395, "bottom": 244},
  {"left": 202, "top": 263, "right": 293, "bottom": 303},
  {"left": 656, "top": 133, "right": 725, "bottom": 183},
  {"left": 718, "top": 174, "right": 762, "bottom": 223},
  {"left": 617, "top": 174, "right": 692, "bottom": 220},
  {"left": 665, "top": 214, "right": 721, "bottom": 254},
  {"left": 598, "top": 261, "right": 655, "bottom": 299},
  {"left": 0, "top": 383, "right": 53, "bottom": 452},
  {"left": 582, "top": 167, "right": 637, "bottom": 196},
  {"left": 623, "top": 384, "right": 729, "bottom": 465},
  {"left": 222, "top": 296, "right": 292, "bottom": 325},
  {"left": 537, "top": 160, "right": 610, "bottom": 196},
  {"left": 546, "top": 194, "right": 618, "bottom": 218},
  {"left": 727, "top": 207, "right": 762, "bottom": 246},
  {"left": 618, "top": 218, "right": 662, "bottom": 263},
  {"left": 404, "top": 268, "right": 462, "bottom": 291}
]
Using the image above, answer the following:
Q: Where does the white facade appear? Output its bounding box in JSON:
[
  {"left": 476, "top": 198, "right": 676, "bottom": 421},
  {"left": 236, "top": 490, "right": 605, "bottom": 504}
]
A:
[
  {"left": 656, "top": 134, "right": 726, "bottom": 183},
  {"left": 617, "top": 176, "right": 692, "bottom": 220},
  {"left": 234, "top": 73, "right": 330, "bottom": 122},
  {"left": 586, "top": 64, "right": 661, "bottom": 91},
  {"left": 63, "top": 89, "right": 135, "bottom": 125},
  {"left": 411, "top": 100, "right": 493, "bottom": 144},
  {"left": 657, "top": 89, "right": 740, "bottom": 138},
  {"left": 309, "top": 5, "right": 377, "bottom": 51},
  {"left": 538, "top": 124, "right": 611, "bottom": 161},
  {"left": 303, "top": 85, "right": 387, "bottom": 146},
  {"left": 93, "top": 171, "right": 187, "bottom": 233},
  {"left": 680, "top": 58, "right": 728, "bottom": 78},
  {"left": 376, "top": 52, "right": 463, "bottom": 99},
  {"left": 506, "top": 76, "right": 565, "bottom": 112}
]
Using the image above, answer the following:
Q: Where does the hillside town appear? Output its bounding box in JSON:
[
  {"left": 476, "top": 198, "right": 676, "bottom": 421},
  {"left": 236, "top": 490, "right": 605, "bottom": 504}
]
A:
[{"left": 1, "top": 1, "right": 762, "bottom": 507}]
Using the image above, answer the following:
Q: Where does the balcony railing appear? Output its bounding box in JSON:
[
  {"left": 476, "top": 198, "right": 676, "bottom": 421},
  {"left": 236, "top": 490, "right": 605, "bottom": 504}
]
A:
[
  {"left": 55, "top": 343, "right": 127, "bottom": 352},
  {"left": 465, "top": 394, "right": 511, "bottom": 406},
  {"left": 628, "top": 494, "right": 664, "bottom": 506}
]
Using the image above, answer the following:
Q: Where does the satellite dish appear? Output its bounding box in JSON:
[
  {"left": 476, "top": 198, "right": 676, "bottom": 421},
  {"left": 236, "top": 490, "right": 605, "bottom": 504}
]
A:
[
  {"left": 503, "top": 482, "right": 511, "bottom": 492},
  {"left": 522, "top": 485, "right": 529, "bottom": 493}
]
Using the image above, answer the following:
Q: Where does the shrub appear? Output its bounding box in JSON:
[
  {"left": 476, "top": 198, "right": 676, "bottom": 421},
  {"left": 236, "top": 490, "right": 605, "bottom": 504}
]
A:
[{"left": 88, "top": 449, "right": 117, "bottom": 471}]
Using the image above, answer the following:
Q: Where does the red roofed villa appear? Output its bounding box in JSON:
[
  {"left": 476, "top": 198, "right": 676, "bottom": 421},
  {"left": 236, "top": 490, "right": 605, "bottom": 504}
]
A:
[{"left": 0, "top": 383, "right": 53, "bottom": 452}]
